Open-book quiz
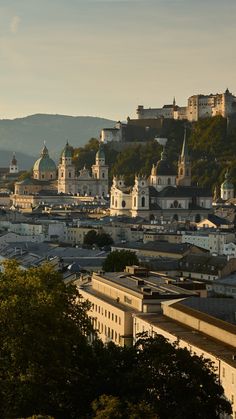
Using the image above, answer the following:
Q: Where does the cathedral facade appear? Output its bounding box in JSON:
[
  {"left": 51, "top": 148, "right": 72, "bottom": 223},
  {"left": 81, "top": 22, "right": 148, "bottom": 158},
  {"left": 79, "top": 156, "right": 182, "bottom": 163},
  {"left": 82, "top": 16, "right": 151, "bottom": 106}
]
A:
[
  {"left": 110, "top": 133, "right": 212, "bottom": 222},
  {"left": 14, "top": 142, "right": 109, "bottom": 199}
]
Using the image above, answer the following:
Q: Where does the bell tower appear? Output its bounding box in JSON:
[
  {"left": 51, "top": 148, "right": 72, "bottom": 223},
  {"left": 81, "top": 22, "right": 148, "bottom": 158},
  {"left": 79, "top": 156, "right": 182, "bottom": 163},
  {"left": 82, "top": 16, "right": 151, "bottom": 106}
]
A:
[
  {"left": 176, "top": 128, "right": 191, "bottom": 186},
  {"left": 58, "top": 141, "right": 76, "bottom": 194}
]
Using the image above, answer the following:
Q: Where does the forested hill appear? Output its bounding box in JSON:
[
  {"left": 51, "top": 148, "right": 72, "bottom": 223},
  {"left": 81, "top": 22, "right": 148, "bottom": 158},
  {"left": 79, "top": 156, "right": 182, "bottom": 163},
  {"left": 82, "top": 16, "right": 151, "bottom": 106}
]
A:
[
  {"left": 0, "top": 114, "right": 115, "bottom": 165},
  {"left": 73, "top": 116, "right": 236, "bottom": 190}
]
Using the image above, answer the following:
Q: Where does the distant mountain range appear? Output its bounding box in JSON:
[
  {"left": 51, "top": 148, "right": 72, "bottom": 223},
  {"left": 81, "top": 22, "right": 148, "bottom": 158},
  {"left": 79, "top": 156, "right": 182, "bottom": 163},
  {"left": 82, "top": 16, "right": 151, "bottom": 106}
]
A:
[{"left": 0, "top": 114, "right": 115, "bottom": 169}]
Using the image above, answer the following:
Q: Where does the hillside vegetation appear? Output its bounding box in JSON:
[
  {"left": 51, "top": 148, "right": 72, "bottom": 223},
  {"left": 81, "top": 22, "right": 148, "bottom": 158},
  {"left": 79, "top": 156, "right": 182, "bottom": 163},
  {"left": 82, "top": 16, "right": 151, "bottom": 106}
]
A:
[{"left": 73, "top": 116, "right": 236, "bottom": 190}]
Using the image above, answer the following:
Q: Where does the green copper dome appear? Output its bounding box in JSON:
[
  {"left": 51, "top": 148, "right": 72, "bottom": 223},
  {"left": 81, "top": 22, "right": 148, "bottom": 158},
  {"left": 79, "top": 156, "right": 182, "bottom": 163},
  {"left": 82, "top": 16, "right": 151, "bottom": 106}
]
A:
[
  {"left": 221, "top": 170, "right": 234, "bottom": 190},
  {"left": 33, "top": 145, "right": 57, "bottom": 173},
  {"left": 61, "top": 141, "right": 73, "bottom": 158},
  {"left": 96, "top": 143, "right": 105, "bottom": 160}
]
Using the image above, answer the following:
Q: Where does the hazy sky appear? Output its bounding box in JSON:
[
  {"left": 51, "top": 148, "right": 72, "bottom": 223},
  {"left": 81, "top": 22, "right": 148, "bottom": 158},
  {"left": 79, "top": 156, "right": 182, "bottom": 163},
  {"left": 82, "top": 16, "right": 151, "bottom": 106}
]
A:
[{"left": 0, "top": 0, "right": 235, "bottom": 120}]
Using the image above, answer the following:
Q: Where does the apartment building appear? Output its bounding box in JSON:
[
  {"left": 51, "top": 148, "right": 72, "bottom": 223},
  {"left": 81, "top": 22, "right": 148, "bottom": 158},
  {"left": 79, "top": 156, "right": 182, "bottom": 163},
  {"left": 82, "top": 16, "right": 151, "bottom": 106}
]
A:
[
  {"left": 133, "top": 298, "right": 236, "bottom": 419},
  {"left": 78, "top": 266, "right": 197, "bottom": 346},
  {"left": 182, "top": 231, "right": 235, "bottom": 255}
]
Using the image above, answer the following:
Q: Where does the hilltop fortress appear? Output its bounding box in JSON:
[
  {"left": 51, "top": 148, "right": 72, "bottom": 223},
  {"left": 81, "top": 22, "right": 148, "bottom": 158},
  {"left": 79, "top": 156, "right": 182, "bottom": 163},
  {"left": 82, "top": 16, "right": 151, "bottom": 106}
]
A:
[
  {"left": 101, "top": 89, "right": 236, "bottom": 144},
  {"left": 136, "top": 88, "right": 236, "bottom": 122}
]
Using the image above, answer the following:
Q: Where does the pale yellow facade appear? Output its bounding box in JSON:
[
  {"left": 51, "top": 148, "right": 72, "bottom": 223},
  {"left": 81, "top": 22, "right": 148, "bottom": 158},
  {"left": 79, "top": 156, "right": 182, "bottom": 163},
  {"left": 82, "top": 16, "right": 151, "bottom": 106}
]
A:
[{"left": 134, "top": 300, "right": 236, "bottom": 419}]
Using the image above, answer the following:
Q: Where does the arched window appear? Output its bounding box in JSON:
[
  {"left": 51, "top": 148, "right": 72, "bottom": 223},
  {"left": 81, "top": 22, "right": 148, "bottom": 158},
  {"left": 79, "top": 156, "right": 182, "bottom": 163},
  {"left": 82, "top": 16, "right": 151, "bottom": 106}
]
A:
[
  {"left": 61, "top": 172, "right": 64, "bottom": 178},
  {"left": 134, "top": 197, "right": 136, "bottom": 207},
  {"left": 69, "top": 172, "right": 71, "bottom": 178},
  {"left": 141, "top": 196, "right": 145, "bottom": 207},
  {"left": 112, "top": 196, "right": 114, "bottom": 206},
  {"left": 180, "top": 168, "right": 183, "bottom": 176},
  {"left": 122, "top": 200, "right": 126, "bottom": 208},
  {"left": 102, "top": 172, "right": 105, "bottom": 178},
  {"left": 168, "top": 178, "right": 171, "bottom": 185}
]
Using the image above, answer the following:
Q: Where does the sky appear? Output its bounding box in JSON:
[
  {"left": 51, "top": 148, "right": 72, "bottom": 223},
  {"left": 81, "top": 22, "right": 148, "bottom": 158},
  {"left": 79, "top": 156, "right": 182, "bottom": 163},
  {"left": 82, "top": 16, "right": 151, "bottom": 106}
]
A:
[{"left": 0, "top": 0, "right": 236, "bottom": 121}]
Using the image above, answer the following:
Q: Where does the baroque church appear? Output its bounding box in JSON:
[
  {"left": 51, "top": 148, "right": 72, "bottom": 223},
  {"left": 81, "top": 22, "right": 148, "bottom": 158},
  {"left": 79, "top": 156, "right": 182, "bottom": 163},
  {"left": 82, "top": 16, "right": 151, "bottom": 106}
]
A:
[
  {"left": 110, "top": 133, "right": 213, "bottom": 222},
  {"left": 14, "top": 142, "right": 109, "bottom": 198}
]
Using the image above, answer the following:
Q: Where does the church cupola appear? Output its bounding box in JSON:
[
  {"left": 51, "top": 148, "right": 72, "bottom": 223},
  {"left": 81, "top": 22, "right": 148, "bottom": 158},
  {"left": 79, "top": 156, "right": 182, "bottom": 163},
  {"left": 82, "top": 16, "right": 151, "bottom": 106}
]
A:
[
  {"left": 92, "top": 142, "right": 108, "bottom": 185},
  {"left": 220, "top": 170, "right": 234, "bottom": 200},
  {"left": 149, "top": 142, "right": 176, "bottom": 191},
  {"left": 9, "top": 153, "right": 19, "bottom": 174},
  {"left": 176, "top": 128, "right": 191, "bottom": 186}
]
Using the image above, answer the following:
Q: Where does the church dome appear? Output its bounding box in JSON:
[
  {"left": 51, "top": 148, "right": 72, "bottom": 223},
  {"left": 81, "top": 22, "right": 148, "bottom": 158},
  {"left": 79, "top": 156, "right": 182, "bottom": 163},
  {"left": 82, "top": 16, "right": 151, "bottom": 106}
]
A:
[
  {"left": 33, "top": 145, "right": 57, "bottom": 173},
  {"left": 153, "top": 147, "right": 175, "bottom": 176},
  {"left": 61, "top": 141, "right": 73, "bottom": 158},
  {"left": 221, "top": 171, "right": 234, "bottom": 190},
  {"left": 96, "top": 143, "right": 105, "bottom": 160}
]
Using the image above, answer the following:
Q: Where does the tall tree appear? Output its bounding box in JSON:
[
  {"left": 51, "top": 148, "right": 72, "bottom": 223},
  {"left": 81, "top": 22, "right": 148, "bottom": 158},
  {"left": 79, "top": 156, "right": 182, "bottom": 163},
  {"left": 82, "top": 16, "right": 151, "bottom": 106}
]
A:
[
  {"left": 102, "top": 250, "right": 139, "bottom": 272},
  {"left": 0, "top": 260, "right": 93, "bottom": 419}
]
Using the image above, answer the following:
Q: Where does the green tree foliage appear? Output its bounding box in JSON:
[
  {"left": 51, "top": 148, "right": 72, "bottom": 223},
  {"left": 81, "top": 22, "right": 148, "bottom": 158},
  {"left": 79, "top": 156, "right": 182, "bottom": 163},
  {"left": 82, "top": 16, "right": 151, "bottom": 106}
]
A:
[
  {"left": 0, "top": 260, "right": 93, "bottom": 419},
  {"left": 102, "top": 250, "right": 139, "bottom": 272},
  {"left": 90, "top": 336, "right": 232, "bottom": 419},
  {"left": 74, "top": 116, "right": 236, "bottom": 190},
  {"left": 84, "top": 229, "right": 113, "bottom": 248},
  {"left": 0, "top": 262, "right": 232, "bottom": 419},
  {"left": 92, "top": 394, "right": 158, "bottom": 419}
]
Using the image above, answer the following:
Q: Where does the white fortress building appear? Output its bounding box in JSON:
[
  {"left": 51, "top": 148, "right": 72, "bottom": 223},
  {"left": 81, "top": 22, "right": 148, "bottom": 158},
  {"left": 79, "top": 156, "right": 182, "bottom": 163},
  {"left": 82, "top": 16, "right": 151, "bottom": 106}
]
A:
[{"left": 137, "top": 89, "right": 236, "bottom": 121}]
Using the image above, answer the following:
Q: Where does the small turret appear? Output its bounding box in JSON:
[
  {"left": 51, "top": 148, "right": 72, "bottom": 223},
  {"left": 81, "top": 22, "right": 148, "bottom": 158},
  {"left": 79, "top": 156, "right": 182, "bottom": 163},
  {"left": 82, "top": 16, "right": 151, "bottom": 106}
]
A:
[{"left": 9, "top": 153, "right": 18, "bottom": 174}]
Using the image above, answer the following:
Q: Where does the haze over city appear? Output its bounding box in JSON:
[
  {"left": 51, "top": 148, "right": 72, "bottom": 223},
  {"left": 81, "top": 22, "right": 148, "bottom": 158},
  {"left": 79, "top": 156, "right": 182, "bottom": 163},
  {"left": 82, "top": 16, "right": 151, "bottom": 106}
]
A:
[{"left": 0, "top": 0, "right": 235, "bottom": 120}]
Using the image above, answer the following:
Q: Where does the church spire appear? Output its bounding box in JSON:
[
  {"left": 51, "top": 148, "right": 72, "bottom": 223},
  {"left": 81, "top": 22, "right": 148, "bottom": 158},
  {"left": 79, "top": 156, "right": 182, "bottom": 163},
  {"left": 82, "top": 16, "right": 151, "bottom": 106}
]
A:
[
  {"left": 181, "top": 127, "right": 189, "bottom": 160},
  {"left": 176, "top": 127, "right": 191, "bottom": 187}
]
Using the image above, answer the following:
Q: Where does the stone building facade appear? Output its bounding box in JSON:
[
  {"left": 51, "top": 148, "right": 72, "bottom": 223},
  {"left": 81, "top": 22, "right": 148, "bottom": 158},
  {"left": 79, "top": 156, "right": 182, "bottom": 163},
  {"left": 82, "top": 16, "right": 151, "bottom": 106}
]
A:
[
  {"left": 110, "top": 134, "right": 212, "bottom": 222},
  {"left": 14, "top": 142, "right": 109, "bottom": 202}
]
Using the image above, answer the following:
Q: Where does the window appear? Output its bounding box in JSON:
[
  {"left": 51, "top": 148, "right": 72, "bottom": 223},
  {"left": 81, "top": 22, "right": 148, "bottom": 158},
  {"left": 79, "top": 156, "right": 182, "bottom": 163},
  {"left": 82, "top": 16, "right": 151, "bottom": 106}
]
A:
[
  {"left": 102, "top": 172, "right": 105, "bottom": 178},
  {"left": 69, "top": 172, "right": 71, "bottom": 178},
  {"left": 122, "top": 200, "right": 126, "bottom": 208},
  {"left": 124, "top": 296, "right": 132, "bottom": 305},
  {"left": 134, "top": 197, "right": 136, "bottom": 207},
  {"left": 115, "top": 315, "right": 117, "bottom": 323},
  {"left": 222, "top": 367, "right": 225, "bottom": 378},
  {"left": 112, "top": 196, "right": 114, "bottom": 205},
  {"left": 141, "top": 196, "right": 145, "bottom": 207},
  {"left": 105, "top": 310, "right": 107, "bottom": 317}
]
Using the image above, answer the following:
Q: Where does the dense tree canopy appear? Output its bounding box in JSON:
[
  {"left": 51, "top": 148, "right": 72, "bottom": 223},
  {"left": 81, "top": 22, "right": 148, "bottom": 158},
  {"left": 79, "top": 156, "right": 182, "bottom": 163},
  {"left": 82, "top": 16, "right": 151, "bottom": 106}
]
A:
[
  {"left": 73, "top": 116, "right": 236, "bottom": 190},
  {"left": 102, "top": 250, "right": 139, "bottom": 272},
  {"left": 84, "top": 229, "right": 113, "bottom": 248},
  {"left": 0, "top": 261, "right": 232, "bottom": 419}
]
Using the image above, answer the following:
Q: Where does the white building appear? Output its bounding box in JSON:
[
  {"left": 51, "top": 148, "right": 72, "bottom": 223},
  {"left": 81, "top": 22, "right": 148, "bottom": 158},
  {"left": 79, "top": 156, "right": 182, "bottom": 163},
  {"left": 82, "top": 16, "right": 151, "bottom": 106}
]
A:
[
  {"left": 134, "top": 298, "right": 236, "bottom": 419},
  {"left": 182, "top": 231, "right": 235, "bottom": 255},
  {"left": 110, "top": 134, "right": 212, "bottom": 222},
  {"left": 136, "top": 89, "right": 236, "bottom": 122}
]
